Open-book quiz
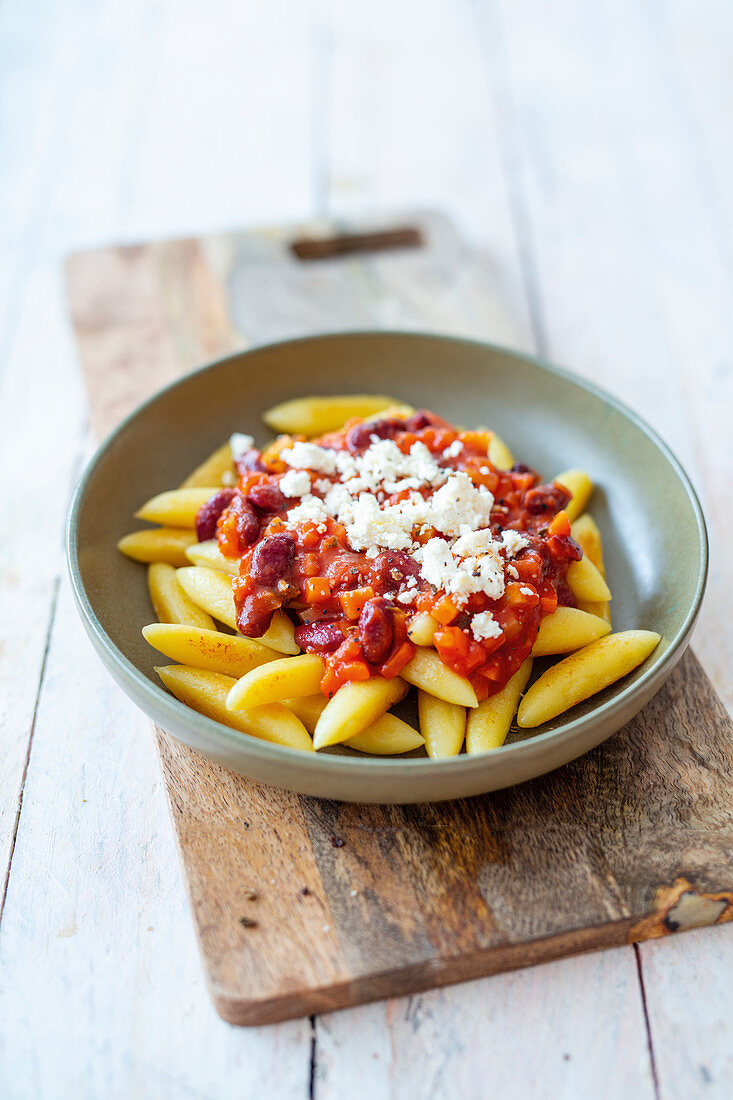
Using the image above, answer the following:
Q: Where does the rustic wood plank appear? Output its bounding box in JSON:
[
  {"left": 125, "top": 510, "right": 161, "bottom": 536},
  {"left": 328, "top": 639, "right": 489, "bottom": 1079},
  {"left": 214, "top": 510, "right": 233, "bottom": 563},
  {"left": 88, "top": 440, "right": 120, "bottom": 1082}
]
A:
[
  {"left": 0, "top": 576, "right": 312, "bottom": 1097},
  {"left": 0, "top": 0, "right": 318, "bottom": 1090},
  {"left": 0, "top": 263, "right": 87, "bottom": 904},
  {"left": 640, "top": 925, "right": 733, "bottom": 1097},
  {"left": 65, "top": 216, "right": 733, "bottom": 1031},
  {"left": 315, "top": 948, "right": 654, "bottom": 1100}
]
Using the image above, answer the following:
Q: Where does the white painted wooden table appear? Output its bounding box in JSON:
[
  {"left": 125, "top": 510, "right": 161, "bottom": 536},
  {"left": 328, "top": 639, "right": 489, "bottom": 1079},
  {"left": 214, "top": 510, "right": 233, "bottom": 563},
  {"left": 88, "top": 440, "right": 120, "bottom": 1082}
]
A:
[{"left": 1, "top": 1, "right": 732, "bottom": 1096}]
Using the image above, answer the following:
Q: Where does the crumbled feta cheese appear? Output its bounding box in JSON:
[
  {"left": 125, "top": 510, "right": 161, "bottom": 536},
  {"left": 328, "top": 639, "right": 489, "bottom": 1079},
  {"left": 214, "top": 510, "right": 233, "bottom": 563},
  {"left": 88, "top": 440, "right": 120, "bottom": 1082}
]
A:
[
  {"left": 285, "top": 497, "right": 329, "bottom": 525},
  {"left": 419, "top": 532, "right": 506, "bottom": 606},
  {"left": 279, "top": 469, "right": 311, "bottom": 498},
  {"left": 479, "top": 466, "right": 490, "bottom": 475},
  {"left": 344, "top": 439, "right": 447, "bottom": 495},
  {"left": 520, "top": 586, "right": 535, "bottom": 596},
  {"left": 449, "top": 554, "right": 505, "bottom": 603},
  {"left": 426, "top": 474, "right": 494, "bottom": 537},
  {"left": 275, "top": 421, "right": 528, "bottom": 610},
  {"left": 501, "top": 530, "right": 530, "bottom": 557},
  {"left": 471, "top": 611, "right": 503, "bottom": 642},
  {"left": 420, "top": 538, "right": 457, "bottom": 588},
  {"left": 453, "top": 528, "right": 500, "bottom": 558},
  {"left": 230, "top": 433, "right": 255, "bottom": 458},
  {"left": 346, "top": 494, "right": 415, "bottom": 551},
  {"left": 324, "top": 482, "right": 356, "bottom": 524},
  {"left": 280, "top": 441, "right": 338, "bottom": 475}
]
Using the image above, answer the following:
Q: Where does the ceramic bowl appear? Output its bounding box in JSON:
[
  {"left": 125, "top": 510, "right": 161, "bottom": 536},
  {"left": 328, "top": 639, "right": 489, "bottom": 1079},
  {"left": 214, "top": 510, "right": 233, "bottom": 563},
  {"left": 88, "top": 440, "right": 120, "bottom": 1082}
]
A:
[{"left": 68, "top": 332, "right": 707, "bottom": 803}]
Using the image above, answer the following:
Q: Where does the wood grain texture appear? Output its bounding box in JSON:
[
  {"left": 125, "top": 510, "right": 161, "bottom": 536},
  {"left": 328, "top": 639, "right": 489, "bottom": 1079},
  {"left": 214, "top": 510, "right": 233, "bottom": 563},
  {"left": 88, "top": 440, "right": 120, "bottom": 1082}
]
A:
[{"left": 65, "top": 214, "right": 733, "bottom": 1026}]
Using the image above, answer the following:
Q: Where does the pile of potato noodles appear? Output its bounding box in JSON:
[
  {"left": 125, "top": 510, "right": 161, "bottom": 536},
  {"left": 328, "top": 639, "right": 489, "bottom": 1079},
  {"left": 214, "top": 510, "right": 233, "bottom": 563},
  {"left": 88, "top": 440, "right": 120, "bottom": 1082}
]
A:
[{"left": 119, "top": 395, "right": 660, "bottom": 757}]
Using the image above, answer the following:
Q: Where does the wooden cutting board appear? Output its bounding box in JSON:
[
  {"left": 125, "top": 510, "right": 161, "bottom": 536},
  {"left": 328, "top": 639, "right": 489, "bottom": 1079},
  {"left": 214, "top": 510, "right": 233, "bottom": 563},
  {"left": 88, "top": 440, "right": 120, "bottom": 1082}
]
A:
[{"left": 65, "top": 213, "right": 733, "bottom": 1025}]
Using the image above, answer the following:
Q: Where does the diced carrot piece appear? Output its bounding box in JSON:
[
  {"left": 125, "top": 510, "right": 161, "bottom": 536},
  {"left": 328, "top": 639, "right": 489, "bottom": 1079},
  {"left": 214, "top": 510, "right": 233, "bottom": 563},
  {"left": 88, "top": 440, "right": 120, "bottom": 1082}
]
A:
[
  {"left": 539, "top": 588, "right": 558, "bottom": 615},
  {"left": 338, "top": 660, "right": 371, "bottom": 684},
  {"left": 478, "top": 657, "right": 504, "bottom": 682},
  {"left": 434, "top": 626, "right": 469, "bottom": 663},
  {"left": 432, "top": 595, "right": 460, "bottom": 625},
  {"left": 548, "top": 509, "right": 571, "bottom": 538},
  {"left": 304, "top": 577, "right": 332, "bottom": 603},
  {"left": 464, "top": 639, "right": 487, "bottom": 673},
  {"left": 321, "top": 665, "right": 341, "bottom": 698},
  {"left": 458, "top": 429, "right": 492, "bottom": 453},
  {"left": 337, "top": 636, "right": 362, "bottom": 662},
  {"left": 505, "top": 582, "right": 539, "bottom": 608},
  {"left": 339, "top": 586, "right": 375, "bottom": 620},
  {"left": 379, "top": 640, "right": 415, "bottom": 680},
  {"left": 514, "top": 552, "right": 543, "bottom": 581},
  {"left": 232, "top": 574, "right": 255, "bottom": 599},
  {"left": 331, "top": 523, "right": 349, "bottom": 547},
  {"left": 299, "top": 525, "right": 321, "bottom": 550},
  {"left": 398, "top": 432, "right": 418, "bottom": 453},
  {"left": 301, "top": 552, "right": 321, "bottom": 577}
]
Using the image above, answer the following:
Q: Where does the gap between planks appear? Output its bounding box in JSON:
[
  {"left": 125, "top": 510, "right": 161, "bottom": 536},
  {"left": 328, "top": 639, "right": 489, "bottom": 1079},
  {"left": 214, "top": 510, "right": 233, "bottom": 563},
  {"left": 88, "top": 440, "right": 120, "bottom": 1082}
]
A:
[{"left": 0, "top": 576, "right": 61, "bottom": 926}]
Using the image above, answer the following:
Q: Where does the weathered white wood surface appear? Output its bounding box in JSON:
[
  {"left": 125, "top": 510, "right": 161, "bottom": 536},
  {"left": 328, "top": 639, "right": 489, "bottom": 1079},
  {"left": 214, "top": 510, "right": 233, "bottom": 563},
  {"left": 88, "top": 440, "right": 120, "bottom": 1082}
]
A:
[{"left": 0, "top": 0, "right": 731, "bottom": 1097}]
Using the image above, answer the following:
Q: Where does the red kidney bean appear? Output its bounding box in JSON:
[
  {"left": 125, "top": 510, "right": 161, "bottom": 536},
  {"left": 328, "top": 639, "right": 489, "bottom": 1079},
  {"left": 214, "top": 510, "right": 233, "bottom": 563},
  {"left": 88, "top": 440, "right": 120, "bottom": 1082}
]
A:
[
  {"left": 250, "top": 533, "right": 296, "bottom": 586},
  {"left": 294, "top": 622, "right": 344, "bottom": 652},
  {"left": 195, "top": 489, "right": 236, "bottom": 542},
  {"left": 229, "top": 493, "right": 260, "bottom": 549},
  {"left": 236, "top": 593, "right": 279, "bottom": 637},
  {"left": 235, "top": 449, "right": 267, "bottom": 475},
  {"left": 345, "top": 417, "right": 406, "bottom": 453},
  {"left": 249, "top": 483, "right": 287, "bottom": 513},
  {"left": 371, "top": 550, "right": 421, "bottom": 589},
  {"left": 358, "top": 598, "right": 394, "bottom": 665},
  {"left": 405, "top": 410, "right": 433, "bottom": 431},
  {"left": 510, "top": 462, "right": 534, "bottom": 475},
  {"left": 523, "top": 483, "right": 571, "bottom": 515}
]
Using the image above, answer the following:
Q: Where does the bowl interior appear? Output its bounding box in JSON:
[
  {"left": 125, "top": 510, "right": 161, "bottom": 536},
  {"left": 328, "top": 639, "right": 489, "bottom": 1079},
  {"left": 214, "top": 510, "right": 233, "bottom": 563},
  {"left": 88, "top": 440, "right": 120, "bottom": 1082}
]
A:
[{"left": 71, "top": 332, "right": 706, "bottom": 764}]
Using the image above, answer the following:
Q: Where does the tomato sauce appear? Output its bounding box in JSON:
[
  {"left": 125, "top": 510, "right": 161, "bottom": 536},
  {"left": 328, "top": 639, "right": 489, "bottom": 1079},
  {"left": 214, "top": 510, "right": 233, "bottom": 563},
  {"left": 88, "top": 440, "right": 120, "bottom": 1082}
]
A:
[{"left": 210, "top": 410, "right": 582, "bottom": 700}]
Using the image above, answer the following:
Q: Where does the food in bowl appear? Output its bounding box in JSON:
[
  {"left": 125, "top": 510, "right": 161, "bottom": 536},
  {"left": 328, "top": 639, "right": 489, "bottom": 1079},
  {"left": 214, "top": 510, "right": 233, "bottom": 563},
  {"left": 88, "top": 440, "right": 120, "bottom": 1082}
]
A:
[{"left": 119, "top": 394, "right": 660, "bottom": 757}]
